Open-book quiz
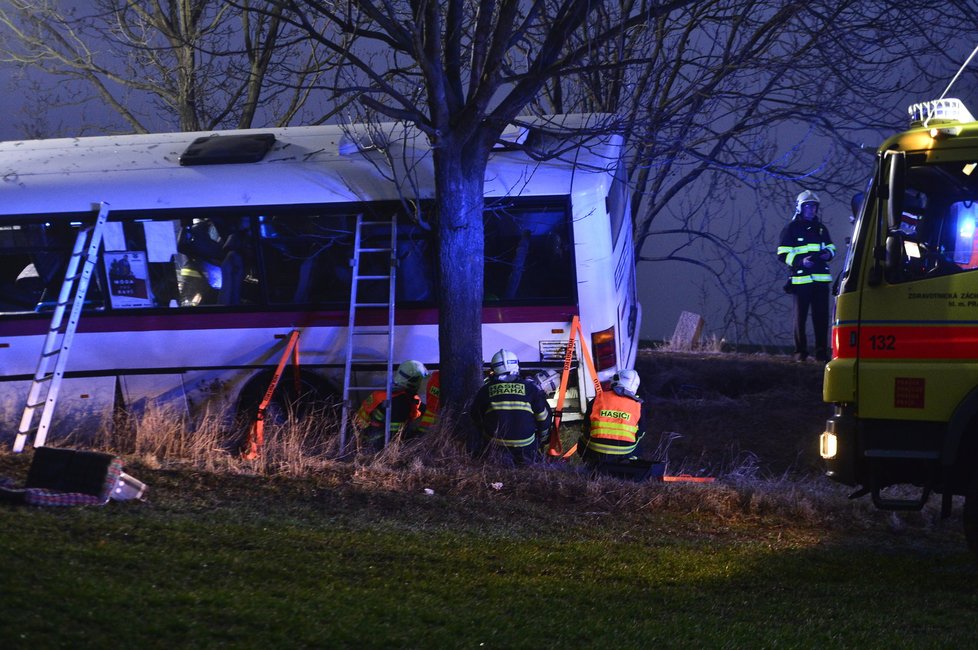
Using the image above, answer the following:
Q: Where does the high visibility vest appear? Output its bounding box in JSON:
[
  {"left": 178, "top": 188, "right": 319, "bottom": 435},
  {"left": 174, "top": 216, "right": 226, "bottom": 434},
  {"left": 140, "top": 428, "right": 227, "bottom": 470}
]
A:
[
  {"left": 582, "top": 391, "right": 642, "bottom": 456},
  {"left": 355, "top": 389, "right": 420, "bottom": 443},
  {"left": 417, "top": 371, "right": 440, "bottom": 434}
]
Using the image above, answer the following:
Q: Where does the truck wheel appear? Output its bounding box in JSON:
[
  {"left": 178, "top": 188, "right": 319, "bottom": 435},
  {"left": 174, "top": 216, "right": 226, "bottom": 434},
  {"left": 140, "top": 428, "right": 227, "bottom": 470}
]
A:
[{"left": 964, "top": 475, "right": 978, "bottom": 556}]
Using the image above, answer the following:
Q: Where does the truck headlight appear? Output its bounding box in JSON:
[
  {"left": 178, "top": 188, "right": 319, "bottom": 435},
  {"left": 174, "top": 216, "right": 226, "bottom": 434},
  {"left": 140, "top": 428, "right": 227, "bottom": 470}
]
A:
[{"left": 819, "top": 431, "right": 838, "bottom": 459}]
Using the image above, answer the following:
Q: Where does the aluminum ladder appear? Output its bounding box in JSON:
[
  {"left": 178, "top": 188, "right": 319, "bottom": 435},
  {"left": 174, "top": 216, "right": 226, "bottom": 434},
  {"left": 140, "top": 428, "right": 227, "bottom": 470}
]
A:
[
  {"left": 338, "top": 214, "right": 398, "bottom": 451},
  {"left": 14, "top": 202, "right": 111, "bottom": 453}
]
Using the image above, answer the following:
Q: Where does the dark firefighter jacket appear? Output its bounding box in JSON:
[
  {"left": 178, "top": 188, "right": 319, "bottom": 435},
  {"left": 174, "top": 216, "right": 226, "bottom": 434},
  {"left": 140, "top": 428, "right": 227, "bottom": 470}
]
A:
[
  {"left": 471, "top": 375, "right": 552, "bottom": 448},
  {"left": 777, "top": 216, "right": 836, "bottom": 287}
]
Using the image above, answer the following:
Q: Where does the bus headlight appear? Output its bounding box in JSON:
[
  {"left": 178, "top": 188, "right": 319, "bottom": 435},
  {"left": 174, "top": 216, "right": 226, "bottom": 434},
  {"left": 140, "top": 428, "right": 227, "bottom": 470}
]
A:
[{"left": 819, "top": 431, "right": 838, "bottom": 459}]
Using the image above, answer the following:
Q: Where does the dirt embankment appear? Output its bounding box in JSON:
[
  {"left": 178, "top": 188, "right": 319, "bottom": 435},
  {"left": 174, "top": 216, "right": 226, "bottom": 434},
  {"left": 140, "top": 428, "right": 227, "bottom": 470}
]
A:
[{"left": 634, "top": 350, "right": 831, "bottom": 478}]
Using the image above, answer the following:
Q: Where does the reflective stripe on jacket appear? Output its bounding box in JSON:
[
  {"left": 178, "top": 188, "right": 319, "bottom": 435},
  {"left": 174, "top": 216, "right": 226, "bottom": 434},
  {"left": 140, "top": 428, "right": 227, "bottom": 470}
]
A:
[
  {"left": 777, "top": 218, "right": 836, "bottom": 285},
  {"left": 355, "top": 389, "right": 421, "bottom": 442},
  {"left": 471, "top": 376, "right": 552, "bottom": 448},
  {"left": 417, "top": 371, "right": 441, "bottom": 434},
  {"left": 580, "top": 390, "right": 643, "bottom": 457}
]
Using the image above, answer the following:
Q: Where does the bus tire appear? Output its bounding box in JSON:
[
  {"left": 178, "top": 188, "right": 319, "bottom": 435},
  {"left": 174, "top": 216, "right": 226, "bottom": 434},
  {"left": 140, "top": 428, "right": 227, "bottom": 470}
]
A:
[{"left": 235, "top": 370, "right": 336, "bottom": 427}]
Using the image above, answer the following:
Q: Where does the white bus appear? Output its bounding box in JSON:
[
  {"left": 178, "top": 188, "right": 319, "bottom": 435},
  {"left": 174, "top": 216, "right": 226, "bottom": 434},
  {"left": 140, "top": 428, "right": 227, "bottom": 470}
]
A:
[{"left": 0, "top": 116, "right": 641, "bottom": 442}]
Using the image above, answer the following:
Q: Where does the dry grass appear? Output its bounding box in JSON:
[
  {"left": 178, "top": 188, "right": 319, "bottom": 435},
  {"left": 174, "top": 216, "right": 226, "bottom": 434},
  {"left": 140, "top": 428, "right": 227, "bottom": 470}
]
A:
[{"left": 1, "top": 350, "right": 959, "bottom": 540}]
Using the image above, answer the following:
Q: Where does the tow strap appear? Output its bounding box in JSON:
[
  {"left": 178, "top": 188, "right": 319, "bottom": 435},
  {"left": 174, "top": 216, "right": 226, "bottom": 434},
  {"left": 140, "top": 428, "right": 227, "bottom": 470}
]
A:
[{"left": 548, "top": 315, "right": 602, "bottom": 459}]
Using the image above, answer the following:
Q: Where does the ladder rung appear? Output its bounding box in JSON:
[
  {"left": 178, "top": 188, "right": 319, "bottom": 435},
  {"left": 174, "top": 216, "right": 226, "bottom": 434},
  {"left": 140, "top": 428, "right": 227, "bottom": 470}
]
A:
[
  {"left": 354, "top": 302, "right": 389, "bottom": 308},
  {"left": 358, "top": 247, "right": 392, "bottom": 253},
  {"left": 355, "top": 275, "right": 391, "bottom": 280},
  {"left": 346, "top": 385, "right": 390, "bottom": 392},
  {"left": 352, "top": 330, "right": 391, "bottom": 336},
  {"left": 40, "top": 350, "right": 62, "bottom": 358},
  {"left": 360, "top": 220, "right": 393, "bottom": 226}
]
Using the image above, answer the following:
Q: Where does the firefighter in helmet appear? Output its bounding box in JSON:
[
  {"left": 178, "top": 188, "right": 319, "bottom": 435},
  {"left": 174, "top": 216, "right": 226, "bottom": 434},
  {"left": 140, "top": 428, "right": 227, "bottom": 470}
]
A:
[
  {"left": 777, "top": 190, "right": 836, "bottom": 362},
  {"left": 416, "top": 369, "right": 441, "bottom": 435},
  {"left": 354, "top": 359, "right": 427, "bottom": 451},
  {"left": 470, "top": 349, "right": 552, "bottom": 465},
  {"left": 577, "top": 369, "right": 646, "bottom": 466}
]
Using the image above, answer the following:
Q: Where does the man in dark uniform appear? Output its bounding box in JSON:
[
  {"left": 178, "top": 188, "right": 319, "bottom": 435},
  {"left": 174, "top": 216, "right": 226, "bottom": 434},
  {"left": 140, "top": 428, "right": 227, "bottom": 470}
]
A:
[
  {"left": 777, "top": 190, "right": 836, "bottom": 363},
  {"left": 471, "top": 349, "right": 552, "bottom": 465}
]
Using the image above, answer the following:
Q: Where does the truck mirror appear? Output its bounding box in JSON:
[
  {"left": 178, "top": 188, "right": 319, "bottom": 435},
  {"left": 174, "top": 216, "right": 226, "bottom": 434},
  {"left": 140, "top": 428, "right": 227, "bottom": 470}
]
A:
[
  {"left": 885, "top": 151, "right": 905, "bottom": 229},
  {"left": 884, "top": 230, "right": 905, "bottom": 282}
]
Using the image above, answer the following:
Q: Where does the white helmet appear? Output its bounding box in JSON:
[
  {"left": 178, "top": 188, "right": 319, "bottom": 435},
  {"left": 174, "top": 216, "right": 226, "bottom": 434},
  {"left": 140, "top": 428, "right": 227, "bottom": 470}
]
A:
[
  {"left": 795, "top": 190, "right": 820, "bottom": 213},
  {"left": 490, "top": 349, "right": 520, "bottom": 376},
  {"left": 394, "top": 360, "right": 428, "bottom": 390},
  {"left": 611, "top": 369, "right": 640, "bottom": 395}
]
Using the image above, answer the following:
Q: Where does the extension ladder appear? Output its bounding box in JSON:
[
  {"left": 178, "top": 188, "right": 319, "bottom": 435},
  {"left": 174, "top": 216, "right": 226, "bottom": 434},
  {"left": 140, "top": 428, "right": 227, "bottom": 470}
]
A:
[
  {"left": 338, "top": 214, "right": 398, "bottom": 450},
  {"left": 14, "top": 202, "right": 111, "bottom": 453}
]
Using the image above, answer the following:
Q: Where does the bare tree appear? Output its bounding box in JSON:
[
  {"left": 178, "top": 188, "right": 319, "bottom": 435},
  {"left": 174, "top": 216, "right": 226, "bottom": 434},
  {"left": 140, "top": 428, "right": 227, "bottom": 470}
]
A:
[
  {"left": 0, "top": 0, "right": 331, "bottom": 134},
  {"left": 533, "top": 0, "right": 978, "bottom": 344},
  {"left": 247, "top": 0, "right": 698, "bottom": 444}
]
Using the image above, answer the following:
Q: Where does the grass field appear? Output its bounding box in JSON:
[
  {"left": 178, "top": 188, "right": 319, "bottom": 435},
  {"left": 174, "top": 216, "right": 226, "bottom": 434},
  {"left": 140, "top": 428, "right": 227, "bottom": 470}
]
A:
[
  {"left": 1, "top": 351, "right": 976, "bottom": 647},
  {"left": 1, "top": 453, "right": 975, "bottom": 648}
]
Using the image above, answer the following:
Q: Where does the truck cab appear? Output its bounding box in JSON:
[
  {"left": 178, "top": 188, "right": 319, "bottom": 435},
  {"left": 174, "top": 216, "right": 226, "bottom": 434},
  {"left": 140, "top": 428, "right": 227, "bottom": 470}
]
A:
[{"left": 820, "top": 98, "right": 978, "bottom": 552}]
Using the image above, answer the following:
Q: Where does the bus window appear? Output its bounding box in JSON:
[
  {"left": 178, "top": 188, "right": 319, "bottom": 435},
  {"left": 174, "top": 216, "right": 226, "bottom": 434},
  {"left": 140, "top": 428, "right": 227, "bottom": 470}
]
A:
[
  {"left": 176, "top": 216, "right": 258, "bottom": 307},
  {"left": 397, "top": 221, "right": 435, "bottom": 303},
  {"left": 102, "top": 219, "right": 181, "bottom": 309},
  {"left": 484, "top": 202, "right": 574, "bottom": 302},
  {"left": 258, "top": 212, "right": 354, "bottom": 306},
  {"left": 0, "top": 220, "right": 105, "bottom": 314}
]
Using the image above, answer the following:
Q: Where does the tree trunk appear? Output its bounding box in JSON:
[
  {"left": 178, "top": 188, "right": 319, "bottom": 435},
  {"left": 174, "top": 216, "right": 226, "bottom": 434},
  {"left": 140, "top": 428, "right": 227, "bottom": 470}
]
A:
[{"left": 432, "top": 144, "right": 487, "bottom": 452}]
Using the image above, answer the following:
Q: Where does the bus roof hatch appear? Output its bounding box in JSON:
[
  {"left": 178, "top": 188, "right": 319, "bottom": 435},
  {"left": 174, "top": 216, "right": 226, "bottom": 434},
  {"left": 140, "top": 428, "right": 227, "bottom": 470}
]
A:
[{"left": 179, "top": 133, "right": 276, "bottom": 166}]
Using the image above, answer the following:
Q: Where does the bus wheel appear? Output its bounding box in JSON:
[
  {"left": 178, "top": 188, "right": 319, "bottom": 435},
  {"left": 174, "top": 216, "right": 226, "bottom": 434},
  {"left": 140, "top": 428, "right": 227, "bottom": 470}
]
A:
[
  {"left": 235, "top": 370, "right": 336, "bottom": 432},
  {"left": 964, "top": 474, "right": 978, "bottom": 557}
]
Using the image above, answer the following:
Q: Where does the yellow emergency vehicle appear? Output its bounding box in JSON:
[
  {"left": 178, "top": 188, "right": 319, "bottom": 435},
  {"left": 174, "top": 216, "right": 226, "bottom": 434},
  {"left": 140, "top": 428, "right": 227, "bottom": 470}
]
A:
[{"left": 821, "top": 98, "right": 978, "bottom": 553}]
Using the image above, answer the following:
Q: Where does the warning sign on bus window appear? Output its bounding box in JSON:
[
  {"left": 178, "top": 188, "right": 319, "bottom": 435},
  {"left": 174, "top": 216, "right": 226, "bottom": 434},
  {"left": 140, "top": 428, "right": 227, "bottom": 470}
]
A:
[
  {"left": 894, "top": 377, "right": 925, "bottom": 409},
  {"left": 105, "top": 251, "right": 154, "bottom": 309}
]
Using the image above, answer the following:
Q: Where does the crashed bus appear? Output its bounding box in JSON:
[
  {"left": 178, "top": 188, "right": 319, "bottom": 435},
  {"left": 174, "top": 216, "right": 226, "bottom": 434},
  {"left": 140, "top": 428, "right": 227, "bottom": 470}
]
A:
[{"left": 0, "top": 116, "right": 641, "bottom": 443}]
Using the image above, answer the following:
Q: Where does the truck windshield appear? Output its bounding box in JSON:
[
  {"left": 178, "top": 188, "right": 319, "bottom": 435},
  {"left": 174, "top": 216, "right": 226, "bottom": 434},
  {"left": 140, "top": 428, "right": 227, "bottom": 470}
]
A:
[{"left": 888, "top": 160, "right": 978, "bottom": 282}]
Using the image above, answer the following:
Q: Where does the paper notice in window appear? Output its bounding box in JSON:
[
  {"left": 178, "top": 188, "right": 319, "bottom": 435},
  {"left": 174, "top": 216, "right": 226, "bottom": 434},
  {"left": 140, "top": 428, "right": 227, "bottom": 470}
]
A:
[{"left": 144, "top": 220, "right": 179, "bottom": 263}]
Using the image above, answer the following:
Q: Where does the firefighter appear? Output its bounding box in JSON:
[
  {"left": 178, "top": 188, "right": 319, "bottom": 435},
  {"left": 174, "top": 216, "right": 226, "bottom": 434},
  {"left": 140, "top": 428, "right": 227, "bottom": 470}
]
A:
[
  {"left": 777, "top": 190, "right": 836, "bottom": 363},
  {"left": 354, "top": 360, "right": 427, "bottom": 451},
  {"left": 577, "top": 369, "right": 646, "bottom": 466},
  {"left": 416, "top": 369, "right": 441, "bottom": 435},
  {"left": 470, "top": 349, "right": 552, "bottom": 465}
]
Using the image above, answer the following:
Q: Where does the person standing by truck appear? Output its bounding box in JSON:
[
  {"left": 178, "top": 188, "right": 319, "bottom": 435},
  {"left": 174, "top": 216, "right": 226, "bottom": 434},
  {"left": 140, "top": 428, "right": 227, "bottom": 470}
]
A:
[{"left": 778, "top": 190, "right": 836, "bottom": 363}]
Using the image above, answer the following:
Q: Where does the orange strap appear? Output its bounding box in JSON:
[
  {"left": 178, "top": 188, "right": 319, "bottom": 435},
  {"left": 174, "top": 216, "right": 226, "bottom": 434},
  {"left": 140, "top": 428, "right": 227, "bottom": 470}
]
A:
[
  {"left": 548, "top": 316, "right": 602, "bottom": 459},
  {"left": 242, "top": 329, "right": 301, "bottom": 460},
  {"left": 662, "top": 475, "right": 716, "bottom": 483}
]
